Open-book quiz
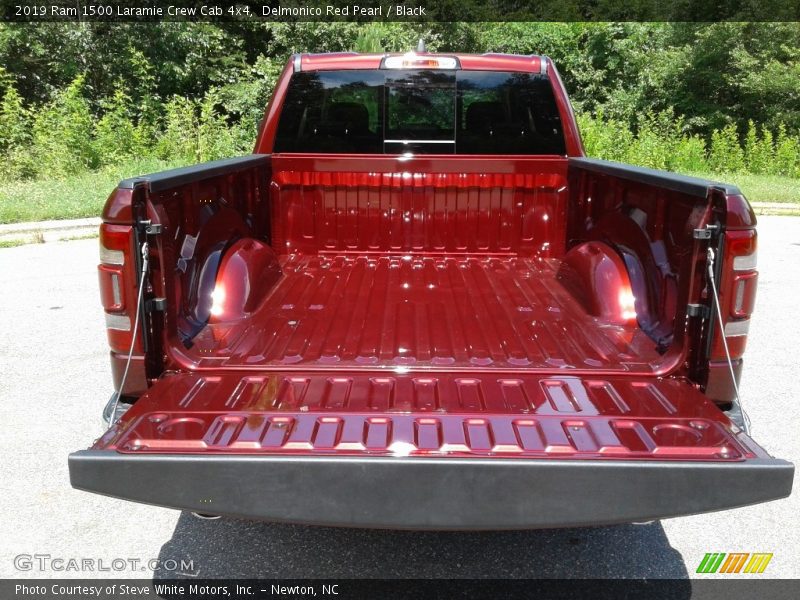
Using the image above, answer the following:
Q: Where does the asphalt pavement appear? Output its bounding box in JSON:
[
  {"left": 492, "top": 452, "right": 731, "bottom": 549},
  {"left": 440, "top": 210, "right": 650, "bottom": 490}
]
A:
[{"left": 0, "top": 216, "right": 797, "bottom": 580}]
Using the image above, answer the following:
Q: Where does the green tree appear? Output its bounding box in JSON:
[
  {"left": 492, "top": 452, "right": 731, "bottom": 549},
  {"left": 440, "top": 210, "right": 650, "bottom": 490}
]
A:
[
  {"left": 156, "top": 95, "right": 197, "bottom": 162},
  {"left": 353, "top": 24, "right": 385, "bottom": 53},
  {"left": 744, "top": 121, "right": 774, "bottom": 175},
  {"left": 775, "top": 124, "right": 800, "bottom": 177},
  {"left": 31, "top": 75, "right": 97, "bottom": 176},
  {"left": 709, "top": 124, "right": 745, "bottom": 174},
  {"left": 0, "top": 77, "right": 29, "bottom": 151},
  {"left": 94, "top": 87, "right": 139, "bottom": 165}
]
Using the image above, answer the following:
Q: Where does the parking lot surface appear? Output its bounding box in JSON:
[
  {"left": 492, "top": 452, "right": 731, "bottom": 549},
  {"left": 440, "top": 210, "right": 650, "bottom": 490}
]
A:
[{"left": 0, "top": 216, "right": 797, "bottom": 580}]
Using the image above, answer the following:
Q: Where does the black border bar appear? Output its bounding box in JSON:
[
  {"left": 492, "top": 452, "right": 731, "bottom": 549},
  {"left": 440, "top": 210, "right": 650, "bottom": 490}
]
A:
[
  {"left": 5, "top": 1, "right": 800, "bottom": 23},
  {"left": 4, "top": 578, "right": 800, "bottom": 600}
]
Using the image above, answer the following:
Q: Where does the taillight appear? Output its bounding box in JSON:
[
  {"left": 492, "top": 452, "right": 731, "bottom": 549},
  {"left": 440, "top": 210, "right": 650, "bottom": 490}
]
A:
[
  {"left": 381, "top": 54, "right": 460, "bottom": 69},
  {"left": 98, "top": 264, "right": 124, "bottom": 311},
  {"left": 98, "top": 224, "right": 142, "bottom": 354},
  {"left": 711, "top": 229, "right": 758, "bottom": 360}
]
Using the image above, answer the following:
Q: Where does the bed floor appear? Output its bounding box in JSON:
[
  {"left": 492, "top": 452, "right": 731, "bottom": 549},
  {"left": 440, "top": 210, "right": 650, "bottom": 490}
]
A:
[{"left": 185, "top": 253, "right": 664, "bottom": 372}]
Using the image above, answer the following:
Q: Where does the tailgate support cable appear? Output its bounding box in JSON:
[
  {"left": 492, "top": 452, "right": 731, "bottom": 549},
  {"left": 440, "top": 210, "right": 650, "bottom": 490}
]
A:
[
  {"left": 706, "top": 247, "right": 751, "bottom": 434},
  {"left": 108, "top": 240, "right": 150, "bottom": 426}
]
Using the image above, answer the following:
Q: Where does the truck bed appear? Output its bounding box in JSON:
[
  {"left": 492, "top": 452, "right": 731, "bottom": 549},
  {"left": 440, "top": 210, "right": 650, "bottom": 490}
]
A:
[
  {"left": 184, "top": 253, "right": 663, "bottom": 372},
  {"left": 74, "top": 55, "right": 793, "bottom": 529}
]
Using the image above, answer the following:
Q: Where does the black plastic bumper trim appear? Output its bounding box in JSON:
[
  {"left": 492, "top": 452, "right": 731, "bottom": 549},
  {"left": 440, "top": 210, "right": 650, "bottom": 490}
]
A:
[{"left": 68, "top": 451, "right": 793, "bottom": 530}]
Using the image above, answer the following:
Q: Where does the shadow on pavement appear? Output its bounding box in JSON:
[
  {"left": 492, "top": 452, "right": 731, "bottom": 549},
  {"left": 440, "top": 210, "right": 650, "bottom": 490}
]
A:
[{"left": 154, "top": 512, "right": 690, "bottom": 582}]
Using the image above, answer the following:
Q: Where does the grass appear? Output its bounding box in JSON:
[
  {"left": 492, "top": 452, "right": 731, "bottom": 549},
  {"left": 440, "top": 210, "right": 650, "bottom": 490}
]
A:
[
  {"left": 0, "top": 231, "right": 43, "bottom": 247},
  {"left": 0, "top": 161, "right": 797, "bottom": 225},
  {"left": 0, "top": 238, "right": 27, "bottom": 248},
  {"left": 0, "top": 158, "right": 187, "bottom": 224},
  {"left": 691, "top": 172, "right": 799, "bottom": 204},
  {"left": 59, "top": 231, "right": 99, "bottom": 241}
]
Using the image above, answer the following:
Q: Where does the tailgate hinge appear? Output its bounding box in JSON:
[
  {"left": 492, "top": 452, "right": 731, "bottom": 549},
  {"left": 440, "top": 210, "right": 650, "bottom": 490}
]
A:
[
  {"left": 693, "top": 224, "right": 720, "bottom": 240},
  {"left": 686, "top": 303, "right": 710, "bottom": 319},
  {"left": 137, "top": 220, "right": 162, "bottom": 236}
]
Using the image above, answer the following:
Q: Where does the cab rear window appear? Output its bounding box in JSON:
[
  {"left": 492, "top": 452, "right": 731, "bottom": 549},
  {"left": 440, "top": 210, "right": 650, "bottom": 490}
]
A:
[{"left": 274, "top": 69, "right": 566, "bottom": 155}]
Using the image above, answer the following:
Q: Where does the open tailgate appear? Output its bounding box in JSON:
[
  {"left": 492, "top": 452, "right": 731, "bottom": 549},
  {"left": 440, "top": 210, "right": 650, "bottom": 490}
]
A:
[{"left": 70, "top": 372, "right": 793, "bottom": 529}]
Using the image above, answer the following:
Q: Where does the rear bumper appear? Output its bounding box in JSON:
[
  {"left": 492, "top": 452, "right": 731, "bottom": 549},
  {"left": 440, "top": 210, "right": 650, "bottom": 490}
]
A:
[{"left": 68, "top": 451, "right": 793, "bottom": 530}]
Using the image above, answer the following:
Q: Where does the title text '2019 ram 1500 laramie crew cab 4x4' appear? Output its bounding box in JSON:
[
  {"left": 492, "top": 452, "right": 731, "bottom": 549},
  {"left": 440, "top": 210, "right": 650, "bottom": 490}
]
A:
[{"left": 69, "top": 51, "right": 793, "bottom": 529}]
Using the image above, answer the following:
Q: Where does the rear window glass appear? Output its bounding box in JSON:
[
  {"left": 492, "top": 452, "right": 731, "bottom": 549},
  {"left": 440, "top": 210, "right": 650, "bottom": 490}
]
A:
[
  {"left": 274, "top": 70, "right": 383, "bottom": 154},
  {"left": 384, "top": 71, "right": 456, "bottom": 154},
  {"left": 274, "top": 69, "right": 566, "bottom": 155}
]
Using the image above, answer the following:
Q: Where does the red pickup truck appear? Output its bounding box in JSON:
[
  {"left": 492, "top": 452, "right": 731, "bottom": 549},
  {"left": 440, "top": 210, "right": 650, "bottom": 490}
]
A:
[{"left": 69, "top": 51, "right": 792, "bottom": 529}]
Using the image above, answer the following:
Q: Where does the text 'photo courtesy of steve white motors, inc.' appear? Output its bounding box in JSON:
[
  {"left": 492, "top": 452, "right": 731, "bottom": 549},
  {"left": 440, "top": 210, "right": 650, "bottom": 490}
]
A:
[{"left": 14, "top": 582, "right": 280, "bottom": 599}]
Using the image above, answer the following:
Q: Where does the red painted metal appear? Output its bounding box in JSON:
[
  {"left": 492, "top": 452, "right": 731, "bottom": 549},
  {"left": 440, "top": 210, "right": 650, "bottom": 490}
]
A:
[
  {"left": 94, "top": 371, "right": 752, "bottom": 462},
  {"left": 209, "top": 238, "right": 281, "bottom": 323},
  {"left": 293, "top": 52, "right": 547, "bottom": 73},
  {"left": 705, "top": 359, "right": 743, "bottom": 404},
  {"left": 723, "top": 193, "right": 757, "bottom": 230},
  {"left": 176, "top": 253, "right": 666, "bottom": 373},
  {"left": 566, "top": 163, "right": 714, "bottom": 357},
  {"left": 101, "top": 187, "right": 136, "bottom": 224},
  {"left": 141, "top": 161, "right": 272, "bottom": 346},
  {"left": 557, "top": 241, "right": 636, "bottom": 326},
  {"left": 268, "top": 155, "right": 568, "bottom": 256},
  {"left": 108, "top": 352, "right": 148, "bottom": 397},
  {"left": 140, "top": 156, "right": 713, "bottom": 380},
  {"left": 255, "top": 58, "right": 293, "bottom": 155},
  {"left": 545, "top": 60, "right": 585, "bottom": 157}
]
